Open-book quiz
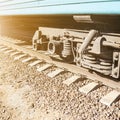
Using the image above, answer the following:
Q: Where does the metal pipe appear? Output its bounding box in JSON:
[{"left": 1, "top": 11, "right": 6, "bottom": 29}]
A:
[{"left": 78, "top": 29, "right": 98, "bottom": 54}]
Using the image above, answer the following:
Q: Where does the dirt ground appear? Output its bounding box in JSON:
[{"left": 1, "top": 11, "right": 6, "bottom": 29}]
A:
[
  {"left": 0, "top": 51, "right": 120, "bottom": 120},
  {"left": 0, "top": 52, "right": 69, "bottom": 120}
]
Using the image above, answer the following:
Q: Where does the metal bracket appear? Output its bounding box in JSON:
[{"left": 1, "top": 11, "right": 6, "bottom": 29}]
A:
[{"left": 112, "top": 51, "right": 120, "bottom": 79}]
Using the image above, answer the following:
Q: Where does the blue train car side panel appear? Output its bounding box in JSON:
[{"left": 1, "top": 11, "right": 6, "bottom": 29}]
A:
[{"left": 0, "top": 0, "right": 120, "bottom": 15}]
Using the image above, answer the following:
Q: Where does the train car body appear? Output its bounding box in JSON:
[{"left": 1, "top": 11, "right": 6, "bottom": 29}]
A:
[
  {"left": 0, "top": 0, "right": 120, "bottom": 79},
  {"left": 0, "top": 0, "right": 120, "bottom": 15}
]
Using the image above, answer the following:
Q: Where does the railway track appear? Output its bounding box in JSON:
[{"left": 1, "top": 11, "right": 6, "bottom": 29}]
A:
[{"left": 0, "top": 35, "right": 120, "bottom": 106}]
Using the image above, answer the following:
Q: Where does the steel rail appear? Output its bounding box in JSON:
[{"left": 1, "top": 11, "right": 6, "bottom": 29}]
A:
[{"left": 0, "top": 36, "right": 120, "bottom": 90}]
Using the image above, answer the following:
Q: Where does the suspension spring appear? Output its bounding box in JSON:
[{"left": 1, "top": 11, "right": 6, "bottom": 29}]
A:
[{"left": 62, "top": 40, "right": 72, "bottom": 57}]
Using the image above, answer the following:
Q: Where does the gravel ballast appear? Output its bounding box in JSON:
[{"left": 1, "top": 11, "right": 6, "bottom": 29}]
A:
[{"left": 0, "top": 52, "right": 120, "bottom": 120}]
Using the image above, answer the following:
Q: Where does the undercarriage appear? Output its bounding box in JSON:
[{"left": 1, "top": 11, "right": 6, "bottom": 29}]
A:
[{"left": 32, "top": 27, "right": 120, "bottom": 79}]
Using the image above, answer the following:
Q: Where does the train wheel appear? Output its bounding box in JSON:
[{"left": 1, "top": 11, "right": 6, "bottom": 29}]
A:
[{"left": 48, "top": 40, "right": 61, "bottom": 54}]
